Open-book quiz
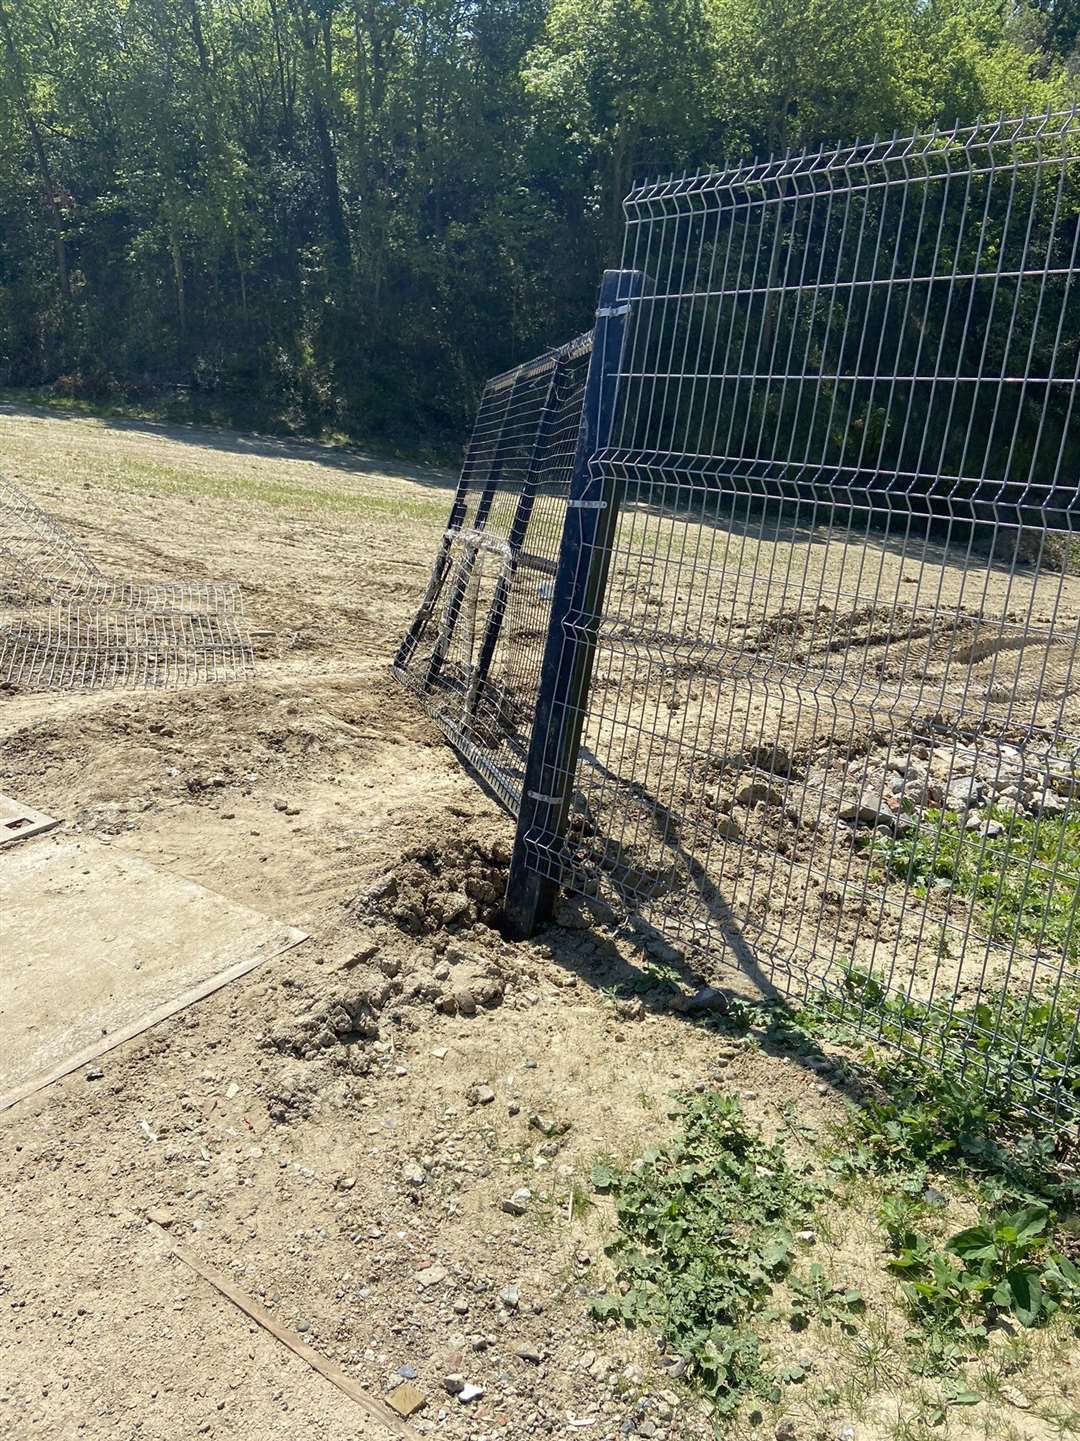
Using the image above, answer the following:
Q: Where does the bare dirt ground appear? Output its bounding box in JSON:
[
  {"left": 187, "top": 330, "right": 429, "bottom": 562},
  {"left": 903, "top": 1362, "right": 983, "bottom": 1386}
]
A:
[{"left": 0, "top": 405, "right": 1076, "bottom": 1441}]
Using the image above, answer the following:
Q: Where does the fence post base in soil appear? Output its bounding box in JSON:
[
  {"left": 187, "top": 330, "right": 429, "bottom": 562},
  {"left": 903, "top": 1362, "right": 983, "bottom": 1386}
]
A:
[{"left": 503, "top": 267, "right": 643, "bottom": 940}]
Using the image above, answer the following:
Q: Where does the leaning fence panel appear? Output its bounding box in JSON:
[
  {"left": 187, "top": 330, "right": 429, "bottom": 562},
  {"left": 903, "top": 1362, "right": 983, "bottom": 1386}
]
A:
[
  {"left": 518, "top": 113, "right": 1079, "bottom": 1123},
  {"left": 393, "top": 334, "right": 593, "bottom": 810}
]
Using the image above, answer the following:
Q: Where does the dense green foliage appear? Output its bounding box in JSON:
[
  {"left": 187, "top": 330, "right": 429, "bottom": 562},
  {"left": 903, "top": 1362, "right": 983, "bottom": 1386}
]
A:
[
  {"left": 883, "top": 1200, "right": 1080, "bottom": 1345},
  {"left": 1, "top": 0, "right": 1076, "bottom": 445}
]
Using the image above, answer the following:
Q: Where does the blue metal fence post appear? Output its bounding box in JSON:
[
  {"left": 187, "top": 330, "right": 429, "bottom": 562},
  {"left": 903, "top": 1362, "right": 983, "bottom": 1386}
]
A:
[{"left": 502, "top": 268, "right": 643, "bottom": 940}]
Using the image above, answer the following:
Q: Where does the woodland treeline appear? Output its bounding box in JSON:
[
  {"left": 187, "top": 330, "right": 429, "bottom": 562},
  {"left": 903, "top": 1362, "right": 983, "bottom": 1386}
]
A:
[{"left": 0, "top": 0, "right": 1077, "bottom": 446}]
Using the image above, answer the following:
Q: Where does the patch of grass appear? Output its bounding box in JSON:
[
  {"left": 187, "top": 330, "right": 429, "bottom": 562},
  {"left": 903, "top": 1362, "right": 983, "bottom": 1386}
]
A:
[
  {"left": 831, "top": 978, "right": 1080, "bottom": 1209},
  {"left": 724, "top": 973, "right": 1080, "bottom": 1210},
  {"left": 0, "top": 386, "right": 459, "bottom": 466},
  {"left": 89, "top": 456, "right": 450, "bottom": 523},
  {"left": 588, "top": 1092, "right": 825, "bottom": 1415},
  {"left": 872, "top": 804, "right": 1080, "bottom": 961}
]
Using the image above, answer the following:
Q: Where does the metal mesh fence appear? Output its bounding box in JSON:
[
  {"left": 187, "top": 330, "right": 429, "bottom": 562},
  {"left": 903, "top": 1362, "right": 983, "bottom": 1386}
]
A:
[
  {"left": 0, "top": 475, "right": 253, "bottom": 691},
  {"left": 394, "top": 334, "right": 593, "bottom": 809},
  {"left": 515, "top": 113, "right": 1079, "bottom": 1122},
  {"left": 1, "top": 606, "right": 253, "bottom": 691}
]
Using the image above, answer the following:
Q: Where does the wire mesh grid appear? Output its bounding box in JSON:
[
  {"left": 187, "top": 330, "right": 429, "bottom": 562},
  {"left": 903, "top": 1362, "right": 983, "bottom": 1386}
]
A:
[
  {"left": 394, "top": 335, "right": 593, "bottom": 808},
  {"left": 1, "top": 606, "right": 254, "bottom": 691},
  {"left": 0, "top": 473, "right": 104, "bottom": 596},
  {"left": 523, "top": 112, "right": 1080, "bottom": 1121},
  {"left": 0, "top": 475, "right": 253, "bottom": 691}
]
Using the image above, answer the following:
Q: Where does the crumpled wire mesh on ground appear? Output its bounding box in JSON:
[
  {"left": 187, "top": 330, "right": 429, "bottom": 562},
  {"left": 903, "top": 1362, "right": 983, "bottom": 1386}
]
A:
[{"left": 0, "top": 475, "right": 253, "bottom": 691}]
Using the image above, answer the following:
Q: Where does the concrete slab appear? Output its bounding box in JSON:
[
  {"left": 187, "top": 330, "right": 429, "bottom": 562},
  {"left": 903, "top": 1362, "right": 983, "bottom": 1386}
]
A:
[
  {"left": 0, "top": 833, "right": 305, "bottom": 1109},
  {"left": 0, "top": 791, "right": 60, "bottom": 848}
]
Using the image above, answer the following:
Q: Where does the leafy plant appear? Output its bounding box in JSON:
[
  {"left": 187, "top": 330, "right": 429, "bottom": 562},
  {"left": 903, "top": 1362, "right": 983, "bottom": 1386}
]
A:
[
  {"left": 886, "top": 1203, "right": 1080, "bottom": 1349},
  {"left": 589, "top": 1093, "right": 823, "bottom": 1413},
  {"left": 823, "top": 977, "right": 1080, "bottom": 1209},
  {"left": 788, "top": 1264, "right": 865, "bottom": 1332}
]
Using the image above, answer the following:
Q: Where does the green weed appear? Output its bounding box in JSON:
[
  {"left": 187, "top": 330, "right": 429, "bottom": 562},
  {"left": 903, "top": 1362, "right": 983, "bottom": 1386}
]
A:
[
  {"left": 884, "top": 1202, "right": 1080, "bottom": 1365},
  {"left": 788, "top": 1263, "right": 865, "bottom": 1333},
  {"left": 872, "top": 805, "right": 1080, "bottom": 960},
  {"left": 588, "top": 1092, "right": 823, "bottom": 1414}
]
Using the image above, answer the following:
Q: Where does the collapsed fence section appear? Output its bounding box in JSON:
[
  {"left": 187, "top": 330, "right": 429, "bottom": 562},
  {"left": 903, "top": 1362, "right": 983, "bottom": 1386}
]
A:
[
  {"left": 0, "top": 475, "right": 253, "bottom": 691},
  {"left": 394, "top": 112, "right": 1079, "bottom": 1124}
]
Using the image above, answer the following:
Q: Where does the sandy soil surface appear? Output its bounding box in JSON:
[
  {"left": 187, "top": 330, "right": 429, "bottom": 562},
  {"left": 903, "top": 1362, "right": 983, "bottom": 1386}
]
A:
[{"left": 0, "top": 405, "right": 1075, "bottom": 1441}]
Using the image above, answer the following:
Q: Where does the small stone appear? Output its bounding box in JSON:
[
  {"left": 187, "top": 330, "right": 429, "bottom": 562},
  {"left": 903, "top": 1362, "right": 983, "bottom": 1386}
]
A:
[
  {"left": 403, "top": 1163, "right": 426, "bottom": 1189},
  {"left": 838, "top": 791, "right": 897, "bottom": 826},
  {"left": 225, "top": 1082, "right": 240, "bottom": 1099},
  {"left": 457, "top": 1383, "right": 484, "bottom": 1404},
  {"left": 514, "top": 1346, "right": 542, "bottom": 1364},
  {"left": 336, "top": 1175, "right": 357, "bottom": 1191},
  {"left": 444, "top": 1374, "right": 465, "bottom": 1395},
  {"left": 431, "top": 1047, "right": 448, "bottom": 1060},
  {"left": 1033, "top": 791, "right": 1066, "bottom": 818},
  {"left": 1001, "top": 1385, "right": 1031, "bottom": 1410},
  {"left": 146, "top": 1208, "right": 175, "bottom": 1228},
  {"left": 501, "top": 1188, "right": 532, "bottom": 1216},
  {"left": 415, "top": 1264, "right": 448, "bottom": 1289},
  {"left": 668, "top": 985, "right": 729, "bottom": 1015},
  {"left": 387, "top": 1382, "right": 426, "bottom": 1417},
  {"left": 397, "top": 1364, "right": 418, "bottom": 1380},
  {"left": 452, "top": 1295, "right": 470, "bottom": 1315},
  {"left": 528, "top": 1113, "right": 567, "bottom": 1138},
  {"left": 498, "top": 1284, "right": 521, "bottom": 1311},
  {"left": 837, "top": 1427, "right": 856, "bottom": 1441},
  {"left": 944, "top": 775, "right": 982, "bottom": 810},
  {"left": 775, "top": 1420, "right": 798, "bottom": 1441},
  {"left": 85, "top": 1066, "right": 104, "bottom": 1081},
  {"left": 795, "top": 1229, "right": 816, "bottom": 1245},
  {"left": 454, "top": 988, "right": 478, "bottom": 1017},
  {"left": 922, "top": 1186, "right": 947, "bottom": 1208},
  {"left": 735, "top": 780, "right": 785, "bottom": 808},
  {"left": 295, "top": 1319, "right": 310, "bottom": 1333},
  {"left": 468, "top": 1083, "right": 496, "bottom": 1106}
]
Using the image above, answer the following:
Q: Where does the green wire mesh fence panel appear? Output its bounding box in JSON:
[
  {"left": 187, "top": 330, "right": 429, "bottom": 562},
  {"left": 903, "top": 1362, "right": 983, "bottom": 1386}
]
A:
[
  {"left": 392, "top": 334, "right": 593, "bottom": 810},
  {"left": 518, "top": 112, "right": 1080, "bottom": 1123}
]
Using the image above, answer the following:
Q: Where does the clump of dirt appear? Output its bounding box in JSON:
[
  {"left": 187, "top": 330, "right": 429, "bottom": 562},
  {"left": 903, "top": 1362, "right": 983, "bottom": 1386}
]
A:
[
  {"left": 265, "top": 815, "right": 521, "bottom": 1069},
  {"left": 352, "top": 821, "right": 513, "bottom": 935}
]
